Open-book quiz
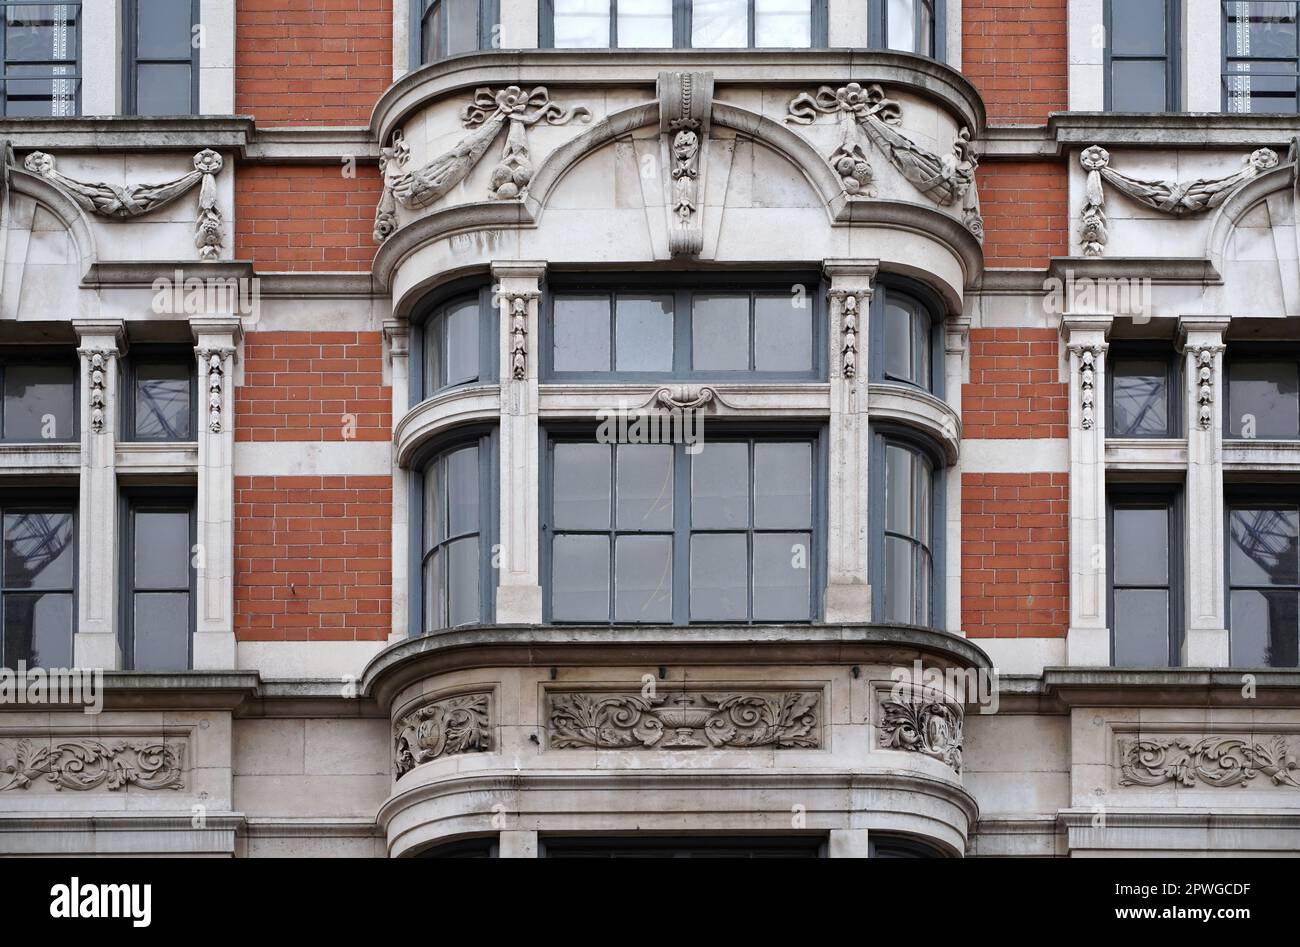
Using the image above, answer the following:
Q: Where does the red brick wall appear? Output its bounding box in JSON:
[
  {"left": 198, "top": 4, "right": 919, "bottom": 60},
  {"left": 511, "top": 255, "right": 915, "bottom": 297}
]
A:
[
  {"left": 236, "top": 331, "right": 391, "bottom": 442},
  {"left": 961, "top": 473, "right": 1068, "bottom": 639},
  {"left": 978, "top": 162, "right": 1068, "bottom": 268},
  {"left": 234, "top": 476, "right": 392, "bottom": 641},
  {"left": 962, "top": 0, "right": 1067, "bottom": 124},
  {"left": 962, "top": 328, "right": 1067, "bottom": 438},
  {"left": 235, "top": 164, "right": 382, "bottom": 272},
  {"left": 236, "top": 0, "right": 392, "bottom": 126}
]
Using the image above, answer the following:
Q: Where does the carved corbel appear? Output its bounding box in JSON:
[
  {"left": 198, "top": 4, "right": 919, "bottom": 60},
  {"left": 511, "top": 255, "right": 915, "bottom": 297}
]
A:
[{"left": 658, "top": 71, "right": 713, "bottom": 258}]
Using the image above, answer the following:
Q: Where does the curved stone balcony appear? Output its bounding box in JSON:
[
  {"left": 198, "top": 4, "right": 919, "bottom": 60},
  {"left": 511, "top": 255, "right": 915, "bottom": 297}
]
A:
[{"left": 364, "top": 623, "right": 990, "bottom": 857}]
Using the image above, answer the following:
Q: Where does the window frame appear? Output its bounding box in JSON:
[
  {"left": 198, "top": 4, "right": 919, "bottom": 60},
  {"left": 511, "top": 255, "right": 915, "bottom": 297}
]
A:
[
  {"left": 0, "top": 348, "right": 80, "bottom": 444},
  {"left": 1224, "top": 487, "right": 1300, "bottom": 668},
  {"left": 408, "top": 428, "right": 499, "bottom": 637},
  {"left": 869, "top": 427, "right": 944, "bottom": 628},
  {"left": 120, "top": 346, "right": 198, "bottom": 443},
  {"left": 412, "top": 0, "right": 500, "bottom": 65},
  {"left": 868, "top": 0, "right": 945, "bottom": 61},
  {"left": 541, "top": 272, "right": 827, "bottom": 382},
  {"left": 1221, "top": 0, "right": 1300, "bottom": 113},
  {"left": 540, "top": 423, "right": 827, "bottom": 626},
  {"left": 539, "top": 835, "right": 828, "bottom": 857},
  {"left": 0, "top": 0, "right": 81, "bottom": 118},
  {"left": 1223, "top": 345, "right": 1300, "bottom": 441},
  {"left": 1104, "top": 0, "right": 1180, "bottom": 112},
  {"left": 1106, "top": 343, "right": 1181, "bottom": 439},
  {"left": 410, "top": 280, "right": 498, "bottom": 408},
  {"left": 120, "top": 489, "right": 196, "bottom": 671},
  {"left": 1107, "top": 486, "right": 1183, "bottom": 668},
  {"left": 538, "top": 0, "right": 829, "bottom": 49},
  {"left": 0, "top": 491, "right": 77, "bottom": 670},
  {"left": 869, "top": 280, "right": 945, "bottom": 399},
  {"left": 123, "top": 0, "right": 199, "bottom": 116}
]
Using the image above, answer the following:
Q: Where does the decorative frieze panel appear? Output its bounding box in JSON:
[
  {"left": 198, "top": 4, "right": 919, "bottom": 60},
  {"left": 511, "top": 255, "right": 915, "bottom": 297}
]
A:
[
  {"left": 547, "top": 691, "right": 821, "bottom": 750},
  {"left": 878, "top": 690, "right": 964, "bottom": 773},
  {"left": 1119, "top": 736, "right": 1300, "bottom": 789},
  {"left": 393, "top": 693, "right": 492, "bottom": 777},
  {"left": 0, "top": 738, "right": 186, "bottom": 792}
]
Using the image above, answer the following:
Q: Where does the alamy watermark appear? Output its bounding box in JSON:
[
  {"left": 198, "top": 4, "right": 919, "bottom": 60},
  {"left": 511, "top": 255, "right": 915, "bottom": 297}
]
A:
[
  {"left": 0, "top": 662, "right": 103, "bottom": 714},
  {"left": 889, "top": 659, "right": 1000, "bottom": 714},
  {"left": 595, "top": 399, "right": 706, "bottom": 453},
  {"left": 151, "top": 269, "right": 260, "bottom": 318},
  {"left": 1044, "top": 271, "right": 1152, "bottom": 323}
]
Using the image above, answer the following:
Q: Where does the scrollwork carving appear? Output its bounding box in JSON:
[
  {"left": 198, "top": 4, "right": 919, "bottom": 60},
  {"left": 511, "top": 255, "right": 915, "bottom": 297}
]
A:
[
  {"left": 1119, "top": 736, "right": 1300, "bottom": 789},
  {"left": 393, "top": 693, "right": 492, "bottom": 777},
  {"left": 0, "top": 738, "right": 186, "bottom": 792},
  {"left": 878, "top": 693, "right": 963, "bottom": 773}
]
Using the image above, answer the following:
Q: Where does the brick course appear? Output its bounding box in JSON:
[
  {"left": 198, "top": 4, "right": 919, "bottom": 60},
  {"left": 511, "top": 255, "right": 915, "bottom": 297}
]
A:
[
  {"left": 961, "top": 0, "right": 1068, "bottom": 124},
  {"left": 977, "top": 161, "right": 1069, "bottom": 268},
  {"left": 962, "top": 328, "right": 1067, "bottom": 439}
]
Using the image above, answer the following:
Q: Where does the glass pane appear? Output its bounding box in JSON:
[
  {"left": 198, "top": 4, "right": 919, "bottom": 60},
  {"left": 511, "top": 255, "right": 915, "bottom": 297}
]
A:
[
  {"left": 1225, "top": 60, "right": 1300, "bottom": 114},
  {"left": 1228, "top": 360, "right": 1300, "bottom": 438},
  {"left": 690, "top": 533, "right": 747, "bottom": 620},
  {"left": 425, "top": 457, "right": 447, "bottom": 548},
  {"left": 1225, "top": 1, "right": 1298, "bottom": 58},
  {"left": 136, "top": 63, "right": 192, "bottom": 114},
  {"left": 3, "top": 591, "right": 72, "bottom": 668},
  {"left": 443, "top": 0, "right": 481, "bottom": 55},
  {"left": 1110, "top": 60, "right": 1168, "bottom": 111},
  {"left": 443, "top": 300, "right": 480, "bottom": 388},
  {"left": 135, "top": 362, "right": 192, "bottom": 439},
  {"left": 691, "top": 295, "right": 750, "bottom": 370},
  {"left": 5, "top": 73, "right": 79, "bottom": 118},
  {"left": 446, "top": 536, "right": 480, "bottom": 627},
  {"left": 5, "top": 4, "right": 78, "bottom": 62},
  {"left": 615, "top": 295, "right": 673, "bottom": 371},
  {"left": 1113, "top": 589, "right": 1171, "bottom": 666},
  {"left": 692, "top": 0, "right": 749, "bottom": 47},
  {"left": 137, "top": 0, "right": 194, "bottom": 57},
  {"left": 615, "top": 444, "right": 673, "bottom": 530},
  {"left": 552, "top": 534, "right": 610, "bottom": 621},
  {"left": 917, "top": 0, "right": 934, "bottom": 55},
  {"left": 885, "top": 535, "right": 915, "bottom": 623},
  {"left": 755, "top": 0, "right": 810, "bottom": 47},
  {"left": 3, "top": 511, "right": 73, "bottom": 590},
  {"left": 884, "top": 302, "right": 914, "bottom": 383},
  {"left": 1112, "top": 505, "right": 1169, "bottom": 586},
  {"left": 1231, "top": 589, "right": 1299, "bottom": 667},
  {"left": 552, "top": 0, "right": 609, "bottom": 46},
  {"left": 617, "top": 0, "right": 672, "bottom": 47},
  {"left": 691, "top": 441, "right": 749, "bottom": 528},
  {"left": 553, "top": 443, "right": 611, "bottom": 529},
  {"left": 1229, "top": 507, "right": 1300, "bottom": 586},
  {"left": 917, "top": 546, "right": 931, "bottom": 624},
  {"left": 3, "top": 363, "right": 75, "bottom": 441},
  {"left": 917, "top": 453, "right": 932, "bottom": 542},
  {"left": 1110, "top": 0, "right": 1166, "bottom": 55},
  {"left": 133, "top": 592, "right": 189, "bottom": 671},
  {"left": 134, "top": 511, "right": 190, "bottom": 590},
  {"left": 424, "top": 547, "right": 445, "bottom": 630},
  {"left": 445, "top": 446, "right": 480, "bottom": 538},
  {"left": 614, "top": 535, "right": 672, "bottom": 621},
  {"left": 753, "top": 442, "right": 811, "bottom": 529},
  {"left": 887, "top": 0, "right": 916, "bottom": 51},
  {"left": 422, "top": 3, "right": 440, "bottom": 61},
  {"left": 1111, "top": 358, "right": 1168, "bottom": 436},
  {"left": 753, "top": 532, "right": 811, "bottom": 620},
  {"left": 885, "top": 445, "right": 914, "bottom": 535},
  {"left": 754, "top": 295, "right": 812, "bottom": 372},
  {"left": 553, "top": 296, "right": 611, "bottom": 372}
]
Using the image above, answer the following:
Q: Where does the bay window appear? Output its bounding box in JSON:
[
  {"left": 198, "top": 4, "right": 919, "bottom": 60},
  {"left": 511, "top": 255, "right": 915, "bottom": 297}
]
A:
[
  {"left": 415, "top": 0, "right": 498, "bottom": 64},
  {"left": 876, "top": 437, "right": 938, "bottom": 626},
  {"left": 870, "top": 0, "right": 943, "bottom": 60},
  {"left": 875, "top": 286, "right": 937, "bottom": 393},
  {"left": 541, "top": 0, "right": 827, "bottom": 48},
  {"left": 418, "top": 435, "right": 496, "bottom": 632},
  {"left": 413, "top": 285, "right": 495, "bottom": 404}
]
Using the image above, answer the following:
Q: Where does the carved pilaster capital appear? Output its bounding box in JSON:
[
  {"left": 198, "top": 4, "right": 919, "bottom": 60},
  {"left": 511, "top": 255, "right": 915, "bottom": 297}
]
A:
[
  {"left": 382, "top": 319, "right": 409, "bottom": 358},
  {"left": 823, "top": 259, "right": 879, "bottom": 295}
]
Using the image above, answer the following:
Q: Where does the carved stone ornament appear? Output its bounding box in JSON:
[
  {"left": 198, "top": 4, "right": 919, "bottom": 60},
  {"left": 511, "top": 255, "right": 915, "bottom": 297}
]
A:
[
  {"left": 830, "top": 289, "right": 869, "bottom": 378},
  {"left": 548, "top": 691, "right": 821, "bottom": 750},
  {"left": 0, "top": 738, "right": 186, "bottom": 792},
  {"left": 21, "top": 149, "right": 226, "bottom": 259},
  {"left": 785, "top": 82, "right": 985, "bottom": 243},
  {"left": 86, "top": 350, "right": 110, "bottom": 433},
  {"left": 1072, "top": 344, "right": 1101, "bottom": 430},
  {"left": 1191, "top": 344, "right": 1220, "bottom": 431},
  {"left": 198, "top": 349, "right": 227, "bottom": 434},
  {"left": 658, "top": 71, "right": 714, "bottom": 257},
  {"left": 1078, "top": 144, "right": 1279, "bottom": 257},
  {"left": 1119, "top": 736, "right": 1300, "bottom": 789},
  {"left": 878, "top": 691, "right": 964, "bottom": 773},
  {"left": 372, "top": 86, "right": 591, "bottom": 242},
  {"left": 633, "top": 384, "right": 737, "bottom": 413},
  {"left": 500, "top": 290, "right": 538, "bottom": 380},
  {"left": 393, "top": 693, "right": 492, "bottom": 777}
]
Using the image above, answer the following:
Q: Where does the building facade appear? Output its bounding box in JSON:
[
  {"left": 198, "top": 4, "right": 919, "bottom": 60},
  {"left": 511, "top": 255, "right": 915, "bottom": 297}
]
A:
[{"left": 0, "top": 0, "right": 1298, "bottom": 857}]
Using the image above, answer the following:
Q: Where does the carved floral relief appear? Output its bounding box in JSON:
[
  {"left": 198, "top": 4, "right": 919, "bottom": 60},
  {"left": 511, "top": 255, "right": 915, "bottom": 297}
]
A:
[
  {"left": 1119, "top": 736, "right": 1300, "bottom": 789},
  {"left": 393, "top": 692, "right": 492, "bottom": 777},
  {"left": 0, "top": 738, "right": 186, "bottom": 792}
]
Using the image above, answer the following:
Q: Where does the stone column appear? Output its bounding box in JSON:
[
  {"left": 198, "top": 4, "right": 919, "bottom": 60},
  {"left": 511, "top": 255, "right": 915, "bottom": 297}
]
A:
[
  {"left": 1061, "top": 314, "right": 1112, "bottom": 665},
  {"left": 823, "top": 260, "right": 878, "bottom": 623},
  {"left": 72, "top": 320, "right": 126, "bottom": 669},
  {"left": 1179, "top": 316, "right": 1230, "bottom": 666},
  {"left": 385, "top": 320, "right": 410, "bottom": 643},
  {"left": 943, "top": 317, "right": 970, "bottom": 634},
  {"left": 492, "top": 261, "right": 545, "bottom": 624},
  {"left": 191, "top": 317, "right": 242, "bottom": 669}
]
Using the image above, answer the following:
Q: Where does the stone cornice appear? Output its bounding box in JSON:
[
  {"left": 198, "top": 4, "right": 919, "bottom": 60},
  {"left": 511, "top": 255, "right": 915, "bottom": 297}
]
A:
[
  {"left": 0, "top": 115, "right": 254, "bottom": 151},
  {"left": 980, "top": 113, "right": 1300, "bottom": 160},
  {"left": 1043, "top": 668, "right": 1300, "bottom": 707}
]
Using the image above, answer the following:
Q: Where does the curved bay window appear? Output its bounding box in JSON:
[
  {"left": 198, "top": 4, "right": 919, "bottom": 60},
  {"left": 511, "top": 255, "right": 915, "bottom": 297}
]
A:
[
  {"left": 540, "top": 0, "right": 828, "bottom": 48},
  {"left": 874, "top": 436, "right": 939, "bottom": 626},
  {"left": 418, "top": 436, "right": 496, "bottom": 632},
  {"left": 870, "top": 0, "right": 942, "bottom": 60},
  {"left": 871, "top": 284, "right": 940, "bottom": 395},
  {"left": 414, "top": 0, "right": 498, "bottom": 64},
  {"left": 413, "top": 285, "right": 495, "bottom": 404}
]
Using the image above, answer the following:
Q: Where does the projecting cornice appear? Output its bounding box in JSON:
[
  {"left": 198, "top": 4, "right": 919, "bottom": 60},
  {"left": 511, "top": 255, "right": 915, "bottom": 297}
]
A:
[{"left": 979, "top": 113, "right": 1300, "bottom": 160}]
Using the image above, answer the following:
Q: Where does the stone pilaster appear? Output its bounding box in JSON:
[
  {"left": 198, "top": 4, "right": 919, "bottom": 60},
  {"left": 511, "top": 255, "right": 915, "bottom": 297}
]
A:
[
  {"left": 385, "top": 319, "right": 410, "bottom": 643},
  {"left": 822, "top": 260, "right": 878, "bottom": 623},
  {"left": 72, "top": 320, "right": 126, "bottom": 670},
  {"left": 191, "top": 317, "right": 242, "bottom": 669},
  {"left": 492, "top": 261, "right": 545, "bottom": 624},
  {"left": 943, "top": 317, "right": 970, "bottom": 634},
  {"left": 1179, "top": 316, "right": 1230, "bottom": 666},
  {"left": 1061, "top": 314, "right": 1112, "bottom": 665}
]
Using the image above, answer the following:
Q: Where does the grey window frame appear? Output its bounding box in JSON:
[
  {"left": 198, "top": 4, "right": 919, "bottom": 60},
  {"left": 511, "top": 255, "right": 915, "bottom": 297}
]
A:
[
  {"left": 410, "top": 280, "right": 498, "bottom": 408},
  {"left": 0, "top": 493, "right": 76, "bottom": 670},
  {"left": 1107, "top": 486, "right": 1183, "bottom": 667},
  {"left": 1225, "top": 488, "right": 1300, "bottom": 668},
  {"left": 540, "top": 424, "right": 827, "bottom": 625},
  {"left": 870, "top": 428, "right": 944, "bottom": 627},
  {"left": 1222, "top": 0, "right": 1300, "bottom": 113},
  {"left": 538, "top": 0, "right": 829, "bottom": 48},
  {"left": 539, "top": 835, "right": 828, "bottom": 857},
  {"left": 0, "top": 349, "right": 79, "bottom": 444},
  {"left": 1106, "top": 344, "right": 1181, "bottom": 438},
  {"left": 121, "top": 346, "right": 198, "bottom": 443},
  {"left": 0, "top": 0, "right": 81, "bottom": 117},
  {"left": 870, "top": 280, "right": 944, "bottom": 398},
  {"left": 409, "top": 429, "right": 498, "bottom": 636},
  {"left": 868, "top": 0, "right": 945, "bottom": 61},
  {"left": 868, "top": 834, "right": 946, "bottom": 857},
  {"left": 1223, "top": 345, "right": 1300, "bottom": 440},
  {"left": 412, "top": 0, "right": 500, "bottom": 65},
  {"left": 120, "top": 490, "right": 196, "bottom": 671},
  {"left": 1104, "top": 0, "right": 1180, "bottom": 112},
  {"left": 123, "top": 0, "right": 198, "bottom": 115},
  {"left": 541, "top": 272, "right": 827, "bottom": 382}
]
